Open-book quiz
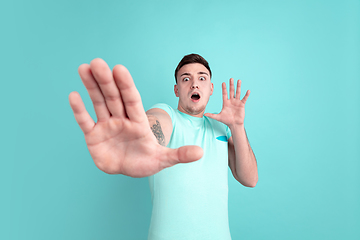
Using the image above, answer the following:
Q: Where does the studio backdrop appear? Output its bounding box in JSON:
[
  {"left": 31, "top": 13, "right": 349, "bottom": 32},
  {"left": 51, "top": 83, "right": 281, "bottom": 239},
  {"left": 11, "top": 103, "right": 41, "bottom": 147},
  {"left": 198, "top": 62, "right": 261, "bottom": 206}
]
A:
[{"left": 1, "top": 0, "right": 359, "bottom": 239}]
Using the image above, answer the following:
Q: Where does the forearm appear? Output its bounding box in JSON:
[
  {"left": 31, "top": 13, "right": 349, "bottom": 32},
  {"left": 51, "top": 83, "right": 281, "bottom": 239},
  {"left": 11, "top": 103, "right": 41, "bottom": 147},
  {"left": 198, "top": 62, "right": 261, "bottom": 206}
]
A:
[{"left": 229, "top": 124, "right": 258, "bottom": 187}]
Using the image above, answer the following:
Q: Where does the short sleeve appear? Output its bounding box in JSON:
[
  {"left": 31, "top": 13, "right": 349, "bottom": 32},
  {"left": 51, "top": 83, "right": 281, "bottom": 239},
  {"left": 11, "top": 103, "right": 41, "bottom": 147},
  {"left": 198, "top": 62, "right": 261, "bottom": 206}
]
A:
[{"left": 150, "top": 103, "right": 175, "bottom": 125}]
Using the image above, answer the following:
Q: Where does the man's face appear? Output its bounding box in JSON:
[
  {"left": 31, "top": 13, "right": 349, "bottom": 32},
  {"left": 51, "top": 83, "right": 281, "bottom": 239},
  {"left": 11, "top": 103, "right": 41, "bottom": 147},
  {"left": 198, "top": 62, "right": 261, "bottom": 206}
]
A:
[{"left": 174, "top": 63, "right": 213, "bottom": 117}]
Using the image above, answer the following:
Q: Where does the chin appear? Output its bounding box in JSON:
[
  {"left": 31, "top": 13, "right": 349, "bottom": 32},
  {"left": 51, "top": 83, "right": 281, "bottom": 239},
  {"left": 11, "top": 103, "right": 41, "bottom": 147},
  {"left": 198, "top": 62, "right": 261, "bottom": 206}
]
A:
[{"left": 186, "top": 106, "right": 205, "bottom": 116}]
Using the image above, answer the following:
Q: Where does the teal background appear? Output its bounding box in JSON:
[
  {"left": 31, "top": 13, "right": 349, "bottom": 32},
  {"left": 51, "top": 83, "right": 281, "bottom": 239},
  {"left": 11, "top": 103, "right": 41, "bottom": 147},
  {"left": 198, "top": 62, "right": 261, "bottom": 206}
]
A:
[{"left": 1, "top": 0, "right": 359, "bottom": 239}]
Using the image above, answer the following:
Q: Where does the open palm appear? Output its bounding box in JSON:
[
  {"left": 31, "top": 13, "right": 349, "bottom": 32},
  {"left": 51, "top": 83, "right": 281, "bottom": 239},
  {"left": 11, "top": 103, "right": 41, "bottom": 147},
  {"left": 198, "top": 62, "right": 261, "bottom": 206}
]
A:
[
  {"left": 205, "top": 78, "right": 249, "bottom": 128},
  {"left": 69, "top": 59, "right": 202, "bottom": 177}
]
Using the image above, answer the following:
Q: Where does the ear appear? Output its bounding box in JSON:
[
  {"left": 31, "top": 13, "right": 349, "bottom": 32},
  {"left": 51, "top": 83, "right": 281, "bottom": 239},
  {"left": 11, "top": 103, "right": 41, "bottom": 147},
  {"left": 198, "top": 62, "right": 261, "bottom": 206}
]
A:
[
  {"left": 174, "top": 84, "right": 179, "bottom": 97},
  {"left": 210, "top": 83, "right": 214, "bottom": 96}
]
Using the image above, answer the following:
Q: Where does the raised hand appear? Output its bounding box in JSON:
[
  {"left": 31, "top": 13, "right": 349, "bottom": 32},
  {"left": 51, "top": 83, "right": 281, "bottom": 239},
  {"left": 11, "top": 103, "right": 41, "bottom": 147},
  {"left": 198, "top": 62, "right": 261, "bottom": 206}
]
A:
[
  {"left": 205, "top": 78, "right": 250, "bottom": 128},
  {"left": 69, "top": 59, "right": 203, "bottom": 177}
]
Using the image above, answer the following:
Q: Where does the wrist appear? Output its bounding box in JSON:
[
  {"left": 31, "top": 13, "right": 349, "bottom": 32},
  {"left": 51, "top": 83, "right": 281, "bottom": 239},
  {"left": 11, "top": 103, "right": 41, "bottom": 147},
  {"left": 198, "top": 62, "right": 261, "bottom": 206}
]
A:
[{"left": 228, "top": 123, "right": 245, "bottom": 132}]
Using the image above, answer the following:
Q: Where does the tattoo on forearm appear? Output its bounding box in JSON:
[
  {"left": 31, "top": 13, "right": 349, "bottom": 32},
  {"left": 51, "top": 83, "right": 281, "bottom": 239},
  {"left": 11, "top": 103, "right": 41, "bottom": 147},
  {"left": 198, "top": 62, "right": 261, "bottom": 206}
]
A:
[{"left": 151, "top": 120, "right": 165, "bottom": 146}]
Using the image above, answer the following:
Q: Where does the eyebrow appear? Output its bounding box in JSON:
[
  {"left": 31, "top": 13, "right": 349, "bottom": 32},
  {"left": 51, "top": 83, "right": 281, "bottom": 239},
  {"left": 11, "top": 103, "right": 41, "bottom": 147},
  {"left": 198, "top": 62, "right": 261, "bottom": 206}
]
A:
[
  {"left": 198, "top": 72, "right": 209, "bottom": 76},
  {"left": 180, "top": 72, "right": 209, "bottom": 77},
  {"left": 180, "top": 73, "right": 191, "bottom": 77}
]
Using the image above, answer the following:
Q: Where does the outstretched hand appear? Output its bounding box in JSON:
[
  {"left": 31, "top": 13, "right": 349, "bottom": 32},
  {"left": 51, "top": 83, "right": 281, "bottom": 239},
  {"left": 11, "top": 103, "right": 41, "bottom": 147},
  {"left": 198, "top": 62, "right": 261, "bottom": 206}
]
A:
[
  {"left": 205, "top": 78, "right": 249, "bottom": 128},
  {"left": 69, "top": 59, "right": 203, "bottom": 177}
]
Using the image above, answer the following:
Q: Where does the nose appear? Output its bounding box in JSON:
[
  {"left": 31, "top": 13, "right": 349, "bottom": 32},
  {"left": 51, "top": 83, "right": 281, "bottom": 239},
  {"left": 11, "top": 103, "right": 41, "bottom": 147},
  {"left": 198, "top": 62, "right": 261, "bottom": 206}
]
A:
[{"left": 191, "top": 80, "right": 199, "bottom": 89}]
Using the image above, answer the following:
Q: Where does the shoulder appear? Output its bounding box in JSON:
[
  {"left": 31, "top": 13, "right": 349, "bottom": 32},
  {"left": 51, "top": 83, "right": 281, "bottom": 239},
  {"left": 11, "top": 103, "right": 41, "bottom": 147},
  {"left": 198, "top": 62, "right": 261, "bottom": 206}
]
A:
[
  {"left": 148, "top": 103, "right": 177, "bottom": 122},
  {"left": 148, "top": 103, "right": 174, "bottom": 116},
  {"left": 147, "top": 103, "right": 175, "bottom": 119}
]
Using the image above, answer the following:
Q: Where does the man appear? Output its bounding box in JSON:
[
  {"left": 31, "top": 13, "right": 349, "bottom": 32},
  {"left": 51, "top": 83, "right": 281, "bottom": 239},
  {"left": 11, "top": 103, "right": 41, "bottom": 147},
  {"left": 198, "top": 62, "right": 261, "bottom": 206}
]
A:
[{"left": 69, "top": 54, "right": 258, "bottom": 239}]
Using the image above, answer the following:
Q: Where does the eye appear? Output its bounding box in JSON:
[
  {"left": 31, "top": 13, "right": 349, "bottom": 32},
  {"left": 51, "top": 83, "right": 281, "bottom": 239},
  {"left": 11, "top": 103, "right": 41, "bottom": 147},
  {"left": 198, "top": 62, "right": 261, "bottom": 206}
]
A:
[
  {"left": 183, "top": 77, "right": 190, "bottom": 82},
  {"left": 199, "top": 76, "right": 206, "bottom": 81}
]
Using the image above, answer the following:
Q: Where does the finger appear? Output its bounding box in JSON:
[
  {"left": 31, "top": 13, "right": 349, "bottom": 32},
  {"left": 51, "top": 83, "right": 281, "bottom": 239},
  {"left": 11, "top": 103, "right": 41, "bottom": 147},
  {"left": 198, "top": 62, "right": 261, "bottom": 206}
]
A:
[
  {"left": 161, "top": 145, "right": 203, "bottom": 169},
  {"left": 222, "top": 82, "right": 228, "bottom": 102},
  {"left": 69, "top": 91, "right": 95, "bottom": 134},
  {"left": 78, "top": 63, "right": 110, "bottom": 122},
  {"left": 113, "top": 64, "right": 147, "bottom": 123},
  {"left": 89, "top": 58, "right": 125, "bottom": 118},
  {"left": 229, "top": 78, "right": 235, "bottom": 98},
  {"left": 204, "top": 113, "right": 221, "bottom": 121},
  {"left": 235, "top": 80, "right": 242, "bottom": 99},
  {"left": 241, "top": 90, "right": 250, "bottom": 103}
]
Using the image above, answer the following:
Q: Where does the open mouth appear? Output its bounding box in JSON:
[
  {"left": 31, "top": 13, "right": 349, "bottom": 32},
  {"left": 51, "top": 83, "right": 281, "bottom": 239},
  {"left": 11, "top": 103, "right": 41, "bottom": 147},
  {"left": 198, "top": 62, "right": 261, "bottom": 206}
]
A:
[{"left": 191, "top": 93, "right": 200, "bottom": 101}]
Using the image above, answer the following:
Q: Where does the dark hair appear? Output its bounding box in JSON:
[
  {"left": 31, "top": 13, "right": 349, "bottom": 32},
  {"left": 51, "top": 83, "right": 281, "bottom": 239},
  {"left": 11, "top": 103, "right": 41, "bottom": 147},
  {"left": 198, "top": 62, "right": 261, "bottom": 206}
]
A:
[{"left": 174, "top": 53, "right": 212, "bottom": 83}]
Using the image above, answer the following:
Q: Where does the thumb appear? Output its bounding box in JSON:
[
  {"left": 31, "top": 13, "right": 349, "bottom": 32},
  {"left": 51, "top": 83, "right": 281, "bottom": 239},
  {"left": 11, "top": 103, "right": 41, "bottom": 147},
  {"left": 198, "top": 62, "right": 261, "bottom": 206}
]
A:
[
  {"left": 204, "top": 113, "right": 220, "bottom": 121},
  {"left": 160, "top": 145, "right": 203, "bottom": 169}
]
